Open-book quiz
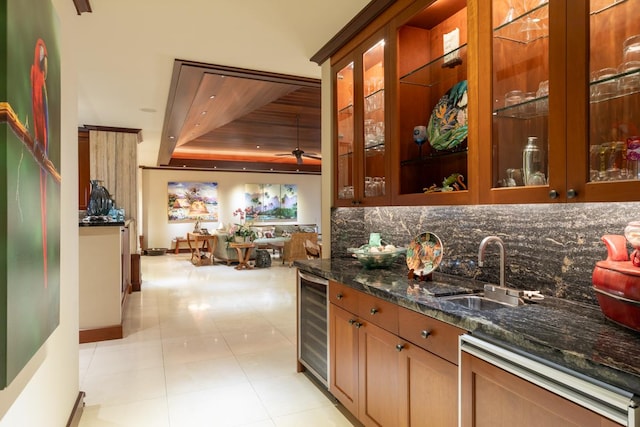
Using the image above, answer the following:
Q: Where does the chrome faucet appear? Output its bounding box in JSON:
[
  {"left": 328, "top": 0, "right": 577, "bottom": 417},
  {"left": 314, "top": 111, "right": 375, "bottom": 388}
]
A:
[{"left": 478, "top": 236, "right": 506, "bottom": 289}]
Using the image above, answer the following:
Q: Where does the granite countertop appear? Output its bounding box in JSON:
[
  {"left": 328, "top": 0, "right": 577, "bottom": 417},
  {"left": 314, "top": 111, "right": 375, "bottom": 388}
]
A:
[{"left": 295, "top": 258, "right": 640, "bottom": 396}]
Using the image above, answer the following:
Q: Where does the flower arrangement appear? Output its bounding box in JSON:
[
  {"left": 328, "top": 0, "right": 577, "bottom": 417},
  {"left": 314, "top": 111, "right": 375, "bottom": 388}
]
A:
[{"left": 228, "top": 207, "right": 258, "bottom": 241}]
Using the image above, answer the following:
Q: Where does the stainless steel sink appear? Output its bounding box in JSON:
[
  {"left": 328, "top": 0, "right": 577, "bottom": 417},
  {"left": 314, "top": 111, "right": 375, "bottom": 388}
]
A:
[{"left": 440, "top": 294, "right": 515, "bottom": 310}]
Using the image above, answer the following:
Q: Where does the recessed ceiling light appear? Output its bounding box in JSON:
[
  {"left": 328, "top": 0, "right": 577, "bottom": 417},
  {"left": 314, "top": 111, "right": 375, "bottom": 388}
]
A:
[
  {"left": 201, "top": 111, "right": 207, "bottom": 115},
  {"left": 256, "top": 145, "right": 260, "bottom": 149},
  {"left": 195, "top": 123, "right": 200, "bottom": 127},
  {"left": 209, "top": 95, "right": 216, "bottom": 99},
  {"left": 169, "top": 136, "right": 175, "bottom": 140}
]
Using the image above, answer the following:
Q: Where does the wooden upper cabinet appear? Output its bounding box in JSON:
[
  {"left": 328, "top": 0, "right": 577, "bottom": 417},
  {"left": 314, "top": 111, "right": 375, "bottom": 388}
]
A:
[
  {"left": 334, "top": 29, "right": 391, "bottom": 207},
  {"left": 328, "top": 0, "right": 640, "bottom": 206},
  {"left": 477, "top": 0, "right": 640, "bottom": 204},
  {"left": 392, "top": 0, "right": 473, "bottom": 206}
]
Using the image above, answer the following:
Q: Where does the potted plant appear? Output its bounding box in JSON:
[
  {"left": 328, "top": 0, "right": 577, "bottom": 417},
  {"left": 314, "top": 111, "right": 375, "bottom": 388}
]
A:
[{"left": 229, "top": 207, "right": 258, "bottom": 243}]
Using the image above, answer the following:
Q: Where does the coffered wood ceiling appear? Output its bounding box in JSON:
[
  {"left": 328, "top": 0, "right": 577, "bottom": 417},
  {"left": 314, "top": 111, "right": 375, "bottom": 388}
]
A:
[{"left": 158, "top": 61, "right": 321, "bottom": 174}]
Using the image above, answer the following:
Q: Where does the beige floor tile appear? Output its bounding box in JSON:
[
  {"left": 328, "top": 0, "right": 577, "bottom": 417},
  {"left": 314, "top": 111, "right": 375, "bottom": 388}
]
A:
[
  {"left": 272, "top": 405, "right": 356, "bottom": 427},
  {"left": 82, "top": 366, "right": 166, "bottom": 405},
  {"left": 235, "top": 346, "right": 298, "bottom": 382},
  {"left": 164, "top": 355, "right": 246, "bottom": 396},
  {"left": 222, "top": 325, "right": 293, "bottom": 356},
  {"left": 79, "top": 397, "right": 170, "bottom": 427},
  {"left": 162, "top": 333, "right": 233, "bottom": 365},
  {"left": 167, "top": 382, "right": 270, "bottom": 427},
  {"left": 252, "top": 373, "right": 335, "bottom": 418}
]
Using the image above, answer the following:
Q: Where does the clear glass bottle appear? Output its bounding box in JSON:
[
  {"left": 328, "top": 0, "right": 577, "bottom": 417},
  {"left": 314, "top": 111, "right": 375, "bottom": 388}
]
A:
[{"left": 522, "top": 136, "right": 545, "bottom": 185}]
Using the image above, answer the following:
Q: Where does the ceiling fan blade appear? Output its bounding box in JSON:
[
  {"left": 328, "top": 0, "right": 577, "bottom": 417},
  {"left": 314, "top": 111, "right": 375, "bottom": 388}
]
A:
[{"left": 302, "top": 154, "right": 322, "bottom": 160}]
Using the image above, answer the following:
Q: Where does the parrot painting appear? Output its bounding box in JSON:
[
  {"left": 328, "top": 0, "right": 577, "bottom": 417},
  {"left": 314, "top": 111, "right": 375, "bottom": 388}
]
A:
[{"left": 31, "top": 38, "right": 49, "bottom": 288}]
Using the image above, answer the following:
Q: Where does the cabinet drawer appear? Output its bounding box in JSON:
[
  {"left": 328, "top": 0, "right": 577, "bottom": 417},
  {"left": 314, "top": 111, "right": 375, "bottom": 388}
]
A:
[
  {"left": 329, "top": 281, "right": 359, "bottom": 313},
  {"left": 358, "top": 292, "right": 398, "bottom": 334},
  {"left": 398, "top": 307, "right": 464, "bottom": 365}
]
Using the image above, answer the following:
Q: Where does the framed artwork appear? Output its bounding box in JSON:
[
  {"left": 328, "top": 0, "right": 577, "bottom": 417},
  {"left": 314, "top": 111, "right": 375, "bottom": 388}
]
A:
[
  {"left": 0, "top": 0, "right": 62, "bottom": 388},
  {"left": 244, "top": 184, "right": 297, "bottom": 221},
  {"left": 168, "top": 182, "right": 219, "bottom": 222}
]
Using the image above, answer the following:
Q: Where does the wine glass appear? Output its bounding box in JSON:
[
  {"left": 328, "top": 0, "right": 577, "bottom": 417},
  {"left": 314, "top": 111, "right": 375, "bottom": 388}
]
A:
[{"left": 501, "top": 0, "right": 515, "bottom": 25}]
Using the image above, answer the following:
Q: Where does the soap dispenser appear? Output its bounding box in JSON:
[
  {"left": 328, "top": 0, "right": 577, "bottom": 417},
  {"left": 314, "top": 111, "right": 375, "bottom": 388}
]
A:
[{"left": 522, "top": 136, "right": 545, "bottom": 185}]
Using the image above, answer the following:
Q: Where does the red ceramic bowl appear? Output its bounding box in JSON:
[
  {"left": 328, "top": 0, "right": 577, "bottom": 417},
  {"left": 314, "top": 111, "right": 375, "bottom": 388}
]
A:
[{"left": 593, "top": 262, "right": 640, "bottom": 332}]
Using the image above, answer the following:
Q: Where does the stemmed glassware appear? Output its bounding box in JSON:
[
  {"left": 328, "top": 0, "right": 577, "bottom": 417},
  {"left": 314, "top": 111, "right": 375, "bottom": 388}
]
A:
[{"left": 501, "top": 0, "right": 515, "bottom": 25}]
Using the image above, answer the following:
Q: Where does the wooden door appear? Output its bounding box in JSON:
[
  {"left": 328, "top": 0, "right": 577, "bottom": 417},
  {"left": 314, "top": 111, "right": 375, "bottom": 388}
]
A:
[
  {"left": 358, "top": 321, "right": 403, "bottom": 427},
  {"left": 78, "top": 128, "right": 90, "bottom": 210},
  {"left": 460, "top": 352, "right": 622, "bottom": 427},
  {"left": 329, "top": 303, "right": 359, "bottom": 416}
]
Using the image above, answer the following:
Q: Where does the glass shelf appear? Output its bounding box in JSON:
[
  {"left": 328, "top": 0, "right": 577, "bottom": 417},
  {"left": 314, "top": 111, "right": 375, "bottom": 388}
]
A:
[
  {"left": 400, "top": 145, "right": 468, "bottom": 166},
  {"left": 494, "top": 2, "right": 548, "bottom": 44},
  {"left": 494, "top": 95, "right": 549, "bottom": 119},
  {"left": 399, "top": 44, "right": 467, "bottom": 87},
  {"left": 590, "top": 68, "right": 640, "bottom": 103},
  {"left": 338, "top": 104, "right": 353, "bottom": 115},
  {"left": 590, "top": 0, "right": 627, "bottom": 15}
]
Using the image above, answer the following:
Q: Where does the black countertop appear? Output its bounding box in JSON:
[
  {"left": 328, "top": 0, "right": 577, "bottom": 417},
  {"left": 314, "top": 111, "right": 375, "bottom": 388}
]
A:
[{"left": 295, "top": 258, "right": 640, "bottom": 396}]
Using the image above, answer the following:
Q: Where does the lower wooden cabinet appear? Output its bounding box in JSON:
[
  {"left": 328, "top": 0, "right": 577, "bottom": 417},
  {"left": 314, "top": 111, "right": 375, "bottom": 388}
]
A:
[
  {"left": 459, "top": 352, "right": 622, "bottom": 427},
  {"left": 401, "top": 342, "right": 458, "bottom": 427},
  {"left": 330, "top": 303, "right": 359, "bottom": 416},
  {"left": 329, "top": 281, "right": 462, "bottom": 427},
  {"left": 358, "top": 317, "right": 403, "bottom": 427}
]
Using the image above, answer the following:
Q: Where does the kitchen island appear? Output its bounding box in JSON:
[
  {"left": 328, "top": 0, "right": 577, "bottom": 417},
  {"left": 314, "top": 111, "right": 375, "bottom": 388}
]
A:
[
  {"left": 79, "top": 222, "right": 131, "bottom": 343},
  {"left": 295, "top": 258, "right": 640, "bottom": 401}
]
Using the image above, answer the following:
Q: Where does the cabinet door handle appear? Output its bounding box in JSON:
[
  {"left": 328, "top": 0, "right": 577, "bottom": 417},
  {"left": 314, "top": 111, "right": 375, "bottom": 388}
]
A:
[
  {"left": 549, "top": 190, "right": 559, "bottom": 199},
  {"left": 336, "top": 293, "right": 343, "bottom": 300},
  {"left": 354, "top": 321, "right": 363, "bottom": 329},
  {"left": 395, "top": 344, "right": 404, "bottom": 352},
  {"left": 421, "top": 330, "right": 431, "bottom": 339},
  {"left": 567, "top": 189, "right": 577, "bottom": 199},
  {"left": 370, "top": 308, "right": 378, "bottom": 315},
  {"left": 348, "top": 318, "right": 355, "bottom": 325}
]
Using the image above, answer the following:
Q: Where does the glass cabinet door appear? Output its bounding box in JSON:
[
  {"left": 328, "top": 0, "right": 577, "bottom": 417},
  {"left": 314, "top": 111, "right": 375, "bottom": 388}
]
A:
[
  {"left": 588, "top": 0, "right": 640, "bottom": 183},
  {"left": 491, "top": 0, "right": 550, "bottom": 190},
  {"left": 362, "top": 40, "right": 386, "bottom": 200},
  {"left": 336, "top": 61, "right": 355, "bottom": 202}
]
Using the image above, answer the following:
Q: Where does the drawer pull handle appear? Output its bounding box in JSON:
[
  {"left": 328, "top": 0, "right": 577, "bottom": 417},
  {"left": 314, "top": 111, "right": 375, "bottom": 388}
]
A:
[
  {"left": 370, "top": 308, "right": 378, "bottom": 315},
  {"left": 396, "top": 344, "right": 404, "bottom": 352},
  {"left": 421, "top": 330, "right": 431, "bottom": 339},
  {"left": 337, "top": 293, "right": 343, "bottom": 300}
]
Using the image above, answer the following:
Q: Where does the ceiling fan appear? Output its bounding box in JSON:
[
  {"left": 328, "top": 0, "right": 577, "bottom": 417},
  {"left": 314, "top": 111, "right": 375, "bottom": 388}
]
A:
[{"left": 276, "top": 115, "right": 321, "bottom": 165}]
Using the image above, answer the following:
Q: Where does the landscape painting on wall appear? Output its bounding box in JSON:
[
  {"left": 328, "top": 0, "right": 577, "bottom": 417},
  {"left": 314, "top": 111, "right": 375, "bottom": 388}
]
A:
[
  {"left": 0, "top": 0, "right": 62, "bottom": 388},
  {"left": 244, "top": 184, "right": 297, "bottom": 221},
  {"left": 167, "top": 182, "right": 219, "bottom": 222}
]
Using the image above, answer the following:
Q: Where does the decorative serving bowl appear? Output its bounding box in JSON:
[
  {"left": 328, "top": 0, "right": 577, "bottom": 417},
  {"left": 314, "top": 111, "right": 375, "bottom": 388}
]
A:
[{"left": 348, "top": 245, "right": 407, "bottom": 269}]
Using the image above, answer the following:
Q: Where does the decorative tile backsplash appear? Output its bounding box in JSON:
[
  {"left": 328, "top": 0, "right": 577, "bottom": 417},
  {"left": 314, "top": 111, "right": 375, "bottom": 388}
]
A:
[{"left": 331, "top": 203, "right": 640, "bottom": 305}]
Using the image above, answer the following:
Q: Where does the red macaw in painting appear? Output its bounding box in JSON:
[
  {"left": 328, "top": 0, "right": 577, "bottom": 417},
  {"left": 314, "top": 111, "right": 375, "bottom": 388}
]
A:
[{"left": 31, "top": 38, "right": 49, "bottom": 288}]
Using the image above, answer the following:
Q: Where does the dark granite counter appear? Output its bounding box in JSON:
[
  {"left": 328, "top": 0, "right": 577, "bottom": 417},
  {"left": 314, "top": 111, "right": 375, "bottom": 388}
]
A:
[
  {"left": 78, "top": 221, "right": 125, "bottom": 227},
  {"left": 295, "top": 258, "right": 640, "bottom": 396}
]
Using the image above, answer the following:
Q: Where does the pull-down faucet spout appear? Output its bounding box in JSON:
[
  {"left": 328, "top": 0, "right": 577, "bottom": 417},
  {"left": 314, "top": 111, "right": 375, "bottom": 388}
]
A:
[{"left": 478, "top": 236, "right": 506, "bottom": 289}]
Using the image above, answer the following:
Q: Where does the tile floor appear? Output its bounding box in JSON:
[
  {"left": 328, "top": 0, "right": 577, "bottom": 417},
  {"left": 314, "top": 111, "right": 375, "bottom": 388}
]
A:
[{"left": 79, "top": 253, "right": 354, "bottom": 427}]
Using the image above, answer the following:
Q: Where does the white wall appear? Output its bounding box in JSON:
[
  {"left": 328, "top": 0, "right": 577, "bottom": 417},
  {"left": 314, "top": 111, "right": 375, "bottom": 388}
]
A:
[
  {"left": 141, "top": 169, "right": 322, "bottom": 249},
  {"left": 0, "top": 0, "right": 80, "bottom": 424}
]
